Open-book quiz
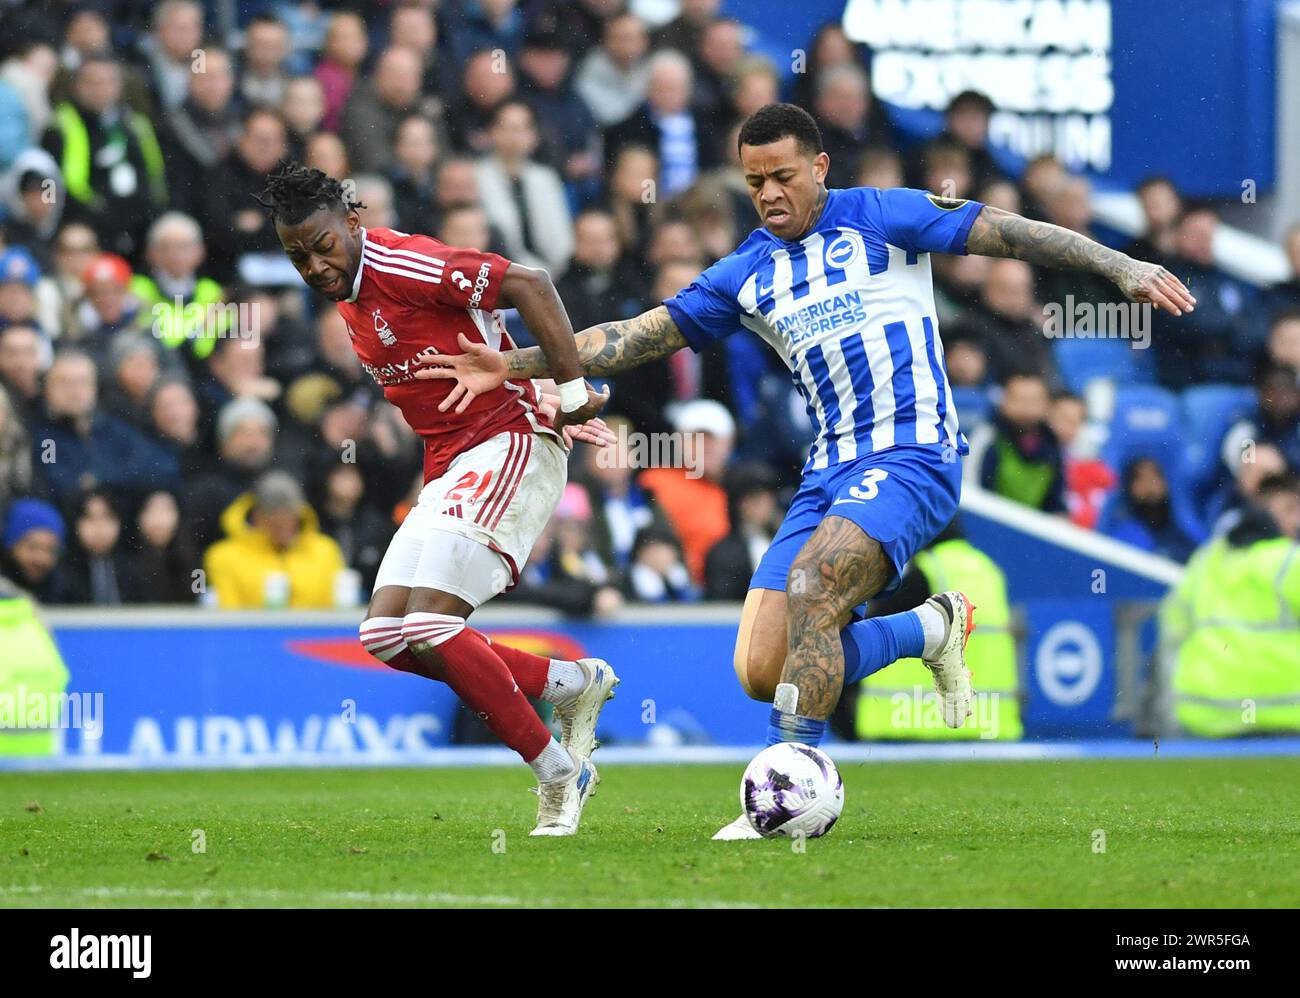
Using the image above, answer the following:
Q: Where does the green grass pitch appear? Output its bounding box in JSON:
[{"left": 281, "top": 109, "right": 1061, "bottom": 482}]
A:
[{"left": 2, "top": 758, "right": 1297, "bottom": 908}]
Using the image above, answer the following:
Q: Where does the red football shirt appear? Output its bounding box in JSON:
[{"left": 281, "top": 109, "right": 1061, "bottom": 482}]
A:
[{"left": 335, "top": 227, "right": 557, "bottom": 482}]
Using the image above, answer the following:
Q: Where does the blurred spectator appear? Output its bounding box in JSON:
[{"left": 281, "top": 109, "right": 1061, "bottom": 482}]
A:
[
  {"left": 815, "top": 64, "right": 888, "bottom": 189},
  {"left": 446, "top": 0, "right": 526, "bottom": 68},
  {"left": 145, "top": 375, "right": 206, "bottom": 474},
  {"left": 311, "top": 463, "right": 393, "bottom": 597},
  {"left": 1049, "top": 391, "right": 1114, "bottom": 529},
  {"left": 606, "top": 50, "right": 716, "bottom": 197},
  {"left": 730, "top": 56, "right": 779, "bottom": 124},
  {"left": 73, "top": 252, "right": 141, "bottom": 356},
  {"left": 42, "top": 54, "right": 166, "bottom": 258},
  {"left": 184, "top": 396, "right": 278, "bottom": 549},
  {"left": 1162, "top": 473, "right": 1300, "bottom": 737},
  {"left": 239, "top": 14, "right": 292, "bottom": 110},
  {"left": 789, "top": 21, "right": 864, "bottom": 112},
  {"left": 705, "top": 461, "right": 780, "bottom": 600},
  {"left": 475, "top": 100, "right": 573, "bottom": 274},
  {"left": 1220, "top": 362, "right": 1300, "bottom": 476},
  {"left": 303, "top": 130, "right": 350, "bottom": 180},
  {"left": 387, "top": 115, "right": 439, "bottom": 234},
  {"left": 976, "top": 177, "right": 1021, "bottom": 215},
  {"left": 1154, "top": 204, "right": 1256, "bottom": 386},
  {"left": 915, "top": 139, "right": 973, "bottom": 201},
  {"left": 516, "top": 29, "right": 599, "bottom": 185},
  {"left": 280, "top": 76, "right": 326, "bottom": 157},
  {"left": 970, "top": 258, "right": 1059, "bottom": 388},
  {"left": 341, "top": 46, "right": 426, "bottom": 175},
  {"left": 1123, "top": 176, "right": 1181, "bottom": 267},
  {"left": 387, "top": 3, "right": 451, "bottom": 99},
  {"left": 577, "top": 414, "right": 662, "bottom": 570},
  {"left": 933, "top": 90, "right": 1003, "bottom": 189},
  {"left": 138, "top": 0, "right": 205, "bottom": 116},
  {"left": 942, "top": 329, "right": 990, "bottom": 390},
  {"left": 102, "top": 332, "right": 164, "bottom": 428},
  {"left": 1209, "top": 440, "right": 1289, "bottom": 536},
  {"left": 353, "top": 174, "right": 397, "bottom": 230},
  {"left": 509, "top": 484, "right": 624, "bottom": 618},
  {"left": 158, "top": 46, "right": 242, "bottom": 217},
  {"left": 856, "top": 144, "right": 903, "bottom": 191},
  {"left": 1268, "top": 310, "right": 1300, "bottom": 371},
  {"left": 575, "top": 12, "right": 651, "bottom": 128},
  {"left": 604, "top": 144, "right": 659, "bottom": 264},
  {"left": 1, "top": 149, "right": 64, "bottom": 268},
  {"left": 1020, "top": 153, "right": 1067, "bottom": 221},
  {"left": 199, "top": 107, "right": 290, "bottom": 284},
  {"left": 554, "top": 208, "right": 645, "bottom": 334},
  {"left": 0, "top": 323, "right": 43, "bottom": 423},
  {"left": 654, "top": 0, "right": 722, "bottom": 56},
  {"left": 1267, "top": 222, "right": 1300, "bottom": 318},
  {"left": 30, "top": 349, "right": 176, "bottom": 506},
  {"left": 446, "top": 49, "right": 516, "bottom": 155},
  {"left": 0, "top": 497, "right": 64, "bottom": 600},
  {"left": 628, "top": 523, "right": 698, "bottom": 602},
  {"left": 0, "top": 41, "right": 58, "bottom": 149},
  {"left": 35, "top": 222, "right": 98, "bottom": 336},
  {"left": 691, "top": 17, "right": 746, "bottom": 126},
  {"left": 640, "top": 398, "right": 734, "bottom": 584},
  {"left": 130, "top": 212, "right": 225, "bottom": 363},
  {"left": 1103, "top": 457, "right": 1197, "bottom": 561},
  {"left": 530, "top": 0, "right": 621, "bottom": 57},
  {"left": 0, "top": 246, "right": 42, "bottom": 332},
  {"left": 968, "top": 371, "right": 1066, "bottom": 514},
  {"left": 129, "top": 488, "right": 198, "bottom": 603},
  {"left": 0, "top": 382, "right": 36, "bottom": 507},
  {"left": 202, "top": 469, "right": 346, "bottom": 609},
  {"left": 57, "top": 487, "right": 132, "bottom": 604},
  {"left": 313, "top": 11, "right": 368, "bottom": 134}
]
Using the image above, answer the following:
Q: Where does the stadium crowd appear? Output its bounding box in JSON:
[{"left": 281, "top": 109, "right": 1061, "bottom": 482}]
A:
[{"left": 0, "top": 0, "right": 1297, "bottom": 613}]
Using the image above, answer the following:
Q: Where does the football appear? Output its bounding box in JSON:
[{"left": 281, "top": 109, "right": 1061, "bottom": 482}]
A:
[{"left": 740, "top": 743, "right": 845, "bottom": 839}]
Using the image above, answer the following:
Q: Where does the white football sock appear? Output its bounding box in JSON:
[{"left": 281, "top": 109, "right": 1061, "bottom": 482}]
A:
[
  {"left": 530, "top": 738, "right": 576, "bottom": 783},
  {"left": 542, "top": 659, "right": 587, "bottom": 707},
  {"left": 915, "top": 603, "right": 949, "bottom": 659}
]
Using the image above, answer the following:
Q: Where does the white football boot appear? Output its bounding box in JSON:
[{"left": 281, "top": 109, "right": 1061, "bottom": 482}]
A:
[
  {"left": 712, "top": 813, "right": 762, "bottom": 841},
  {"left": 554, "top": 658, "right": 619, "bottom": 758},
  {"left": 921, "top": 591, "right": 977, "bottom": 728},
  {"left": 530, "top": 754, "right": 600, "bottom": 837}
]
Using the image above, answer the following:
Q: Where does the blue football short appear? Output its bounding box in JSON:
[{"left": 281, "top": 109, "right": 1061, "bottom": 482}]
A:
[{"left": 750, "top": 442, "right": 963, "bottom": 602}]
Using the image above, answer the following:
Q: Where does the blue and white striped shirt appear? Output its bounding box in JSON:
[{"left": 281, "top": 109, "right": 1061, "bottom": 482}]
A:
[{"left": 664, "top": 187, "right": 981, "bottom": 471}]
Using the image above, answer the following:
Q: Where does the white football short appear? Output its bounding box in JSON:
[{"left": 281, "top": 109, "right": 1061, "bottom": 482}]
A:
[{"left": 372, "top": 430, "right": 567, "bottom": 606}]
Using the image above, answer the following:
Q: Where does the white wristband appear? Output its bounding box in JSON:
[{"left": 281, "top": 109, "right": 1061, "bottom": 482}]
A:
[{"left": 557, "top": 378, "right": 587, "bottom": 412}]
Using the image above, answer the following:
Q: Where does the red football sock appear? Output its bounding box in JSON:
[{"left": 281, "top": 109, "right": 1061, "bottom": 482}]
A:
[
  {"left": 469, "top": 630, "right": 550, "bottom": 699},
  {"left": 432, "top": 628, "right": 552, "bottom": 762}
]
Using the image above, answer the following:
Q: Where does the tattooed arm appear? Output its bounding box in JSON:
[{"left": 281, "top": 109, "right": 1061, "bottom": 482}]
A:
[
  {"left": 415, "top": 306, "right": 689, "bottom": 414},
  {"left": 965, "top": 205, "right": 1197, "bottom": 315}
]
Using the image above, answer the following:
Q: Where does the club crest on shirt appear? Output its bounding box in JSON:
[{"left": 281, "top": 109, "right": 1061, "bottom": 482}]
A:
[{"left": 372, "top": 308, "right": 397, "bottom": 347}]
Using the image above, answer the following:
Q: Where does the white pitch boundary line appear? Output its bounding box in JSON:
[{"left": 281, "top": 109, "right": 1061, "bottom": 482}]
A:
[
  {"left": 2, "top": 738, "right": 1299, "bottom": 772},
  {"left": 0, "top": 884, "right": 763, "bottom": 909}
]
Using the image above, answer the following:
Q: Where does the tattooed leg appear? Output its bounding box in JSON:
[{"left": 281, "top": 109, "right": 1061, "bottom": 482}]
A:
[{"left": 779, "top": 516, "right": 893, "bottom": 722}]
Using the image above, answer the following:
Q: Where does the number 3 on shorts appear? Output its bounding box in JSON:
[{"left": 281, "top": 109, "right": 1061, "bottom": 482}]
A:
[{"left": 849, "top": 468, "right": 889, "bottom": 500}]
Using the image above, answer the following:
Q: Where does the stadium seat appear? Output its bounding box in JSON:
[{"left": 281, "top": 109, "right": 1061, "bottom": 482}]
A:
[
  {"left": 1180, "top": 383, "right": 1258, "bottom": 488},
  {"left": 1053, "top": 338, "right": 1150, "bottom": 395}
]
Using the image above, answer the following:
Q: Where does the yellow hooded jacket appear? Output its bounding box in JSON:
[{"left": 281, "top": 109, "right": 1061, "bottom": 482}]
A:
[{"left": 203, "top": 492, "right": 346, "bottom": 609}]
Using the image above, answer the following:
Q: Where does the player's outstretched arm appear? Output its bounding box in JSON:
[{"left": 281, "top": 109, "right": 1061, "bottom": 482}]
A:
[
  {"left": 964, "top": 205, "right": 1197, "bottom": 315},
  {"left": 497, "top": 263, "right": 605, "bottom": 427},
  {"left": 417, "top": 305, "right": 688, "bottom": 413}
]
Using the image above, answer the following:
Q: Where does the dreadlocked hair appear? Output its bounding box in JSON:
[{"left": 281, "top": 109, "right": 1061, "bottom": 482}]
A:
[{"left": 252, "top": 159, "right": 365, "bottom": 225}]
